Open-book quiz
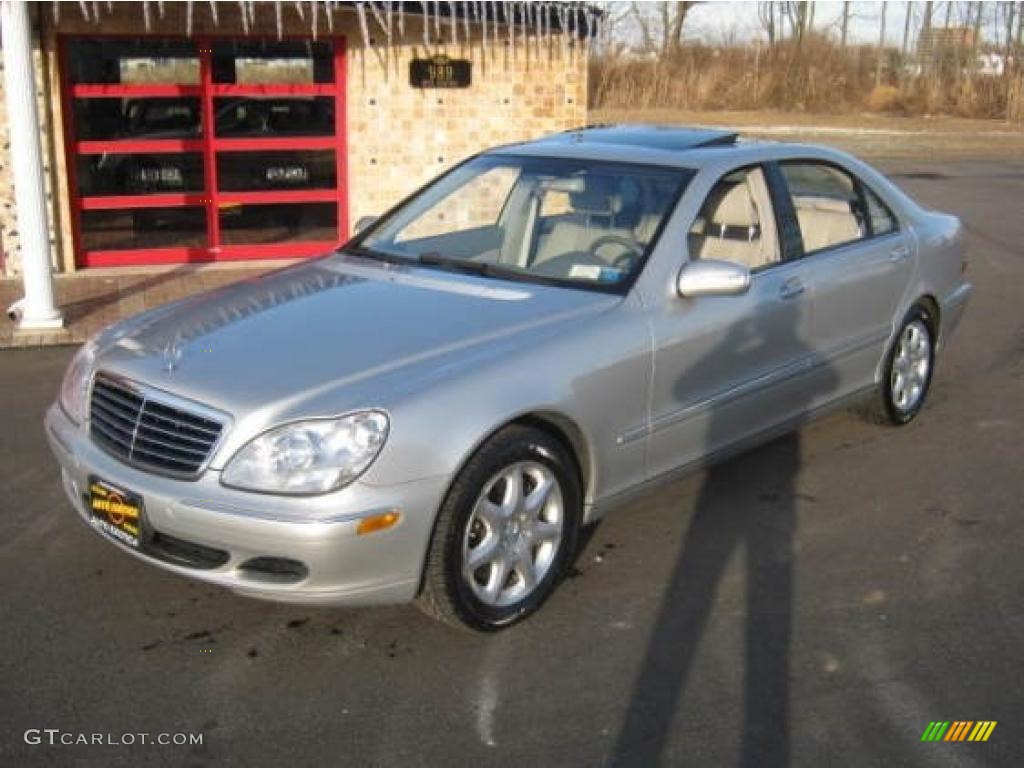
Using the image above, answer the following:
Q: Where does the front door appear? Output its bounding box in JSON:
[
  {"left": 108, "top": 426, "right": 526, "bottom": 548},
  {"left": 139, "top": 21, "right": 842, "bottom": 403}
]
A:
[
  {"left": 646, "top": 165, "right": 829, "bottom": 480},
  {"left": 61, "top": 36, "right": 347, "bottom": 267}
]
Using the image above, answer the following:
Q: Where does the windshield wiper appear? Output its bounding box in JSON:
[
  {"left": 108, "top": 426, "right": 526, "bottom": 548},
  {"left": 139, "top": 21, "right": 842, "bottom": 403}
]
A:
[
  {"left": 345, "top": 244, "right": 416, "bottom": 266},
  {"left": 416, "top": 251, "right": 515, "bottom": 279}
]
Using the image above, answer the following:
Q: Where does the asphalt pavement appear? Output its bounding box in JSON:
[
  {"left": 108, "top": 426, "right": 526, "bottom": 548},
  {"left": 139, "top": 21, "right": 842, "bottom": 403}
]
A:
[{"left": 1, "top": 159, "right": 1022, "bottom": 767}]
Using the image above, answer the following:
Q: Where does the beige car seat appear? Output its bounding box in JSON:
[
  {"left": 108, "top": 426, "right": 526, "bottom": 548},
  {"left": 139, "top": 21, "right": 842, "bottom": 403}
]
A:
[
  {"left": 533, "top": 179, "right": 635, "bottom": 265},
  {"left": 689, "top": 174, "right": 779, "bottom": 269},
  {"left": 792, "top": 195, "right": 863, "bottom": 253}
]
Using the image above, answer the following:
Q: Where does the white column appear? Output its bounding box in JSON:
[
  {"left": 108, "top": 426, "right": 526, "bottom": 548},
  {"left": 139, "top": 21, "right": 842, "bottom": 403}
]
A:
[{"left": 2, "top": 0, "right": 62, "bottom": 329}]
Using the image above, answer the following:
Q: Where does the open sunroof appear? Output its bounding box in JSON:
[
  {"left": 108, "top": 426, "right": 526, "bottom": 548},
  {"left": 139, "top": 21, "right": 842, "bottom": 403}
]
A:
[{"left": 537, "top": 124, "right": 739, "bottom": 151}]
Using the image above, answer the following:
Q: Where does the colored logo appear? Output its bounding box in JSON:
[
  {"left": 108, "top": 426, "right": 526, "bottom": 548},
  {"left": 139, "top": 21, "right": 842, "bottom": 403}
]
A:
[{"left": 921, "top": 721, "right": 996, "bottom": 742}]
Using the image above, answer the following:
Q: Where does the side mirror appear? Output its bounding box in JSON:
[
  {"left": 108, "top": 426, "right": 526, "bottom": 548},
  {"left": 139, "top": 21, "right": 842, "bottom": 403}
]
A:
[
  {"left": 676, "top": 259, "right": 751, "bottom": 298},
  {"left": 354, "top": 215, "right": 378, "bottom": 234}
]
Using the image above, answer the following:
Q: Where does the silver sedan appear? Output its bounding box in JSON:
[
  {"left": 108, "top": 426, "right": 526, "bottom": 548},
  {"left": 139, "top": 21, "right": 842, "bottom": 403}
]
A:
[{"left": 46, "top": 125, "right": 972, "bottom": 630}]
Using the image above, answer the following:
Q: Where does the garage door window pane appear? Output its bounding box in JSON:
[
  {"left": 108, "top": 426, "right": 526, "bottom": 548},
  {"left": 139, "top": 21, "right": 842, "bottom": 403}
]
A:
[
  {"left": 81, "top": 208, "right": 207, "bottom": 251},
  {"left": 213, "top": 97, "right": 334, "bottom": 137},
  {"left": 217, "top": 151, "right": 335, "bottom": 191},
  {"left": 73, "top": 98, "right": 202, "bottom": 141},
  {"left": 66, "top": 39, "right": 199, "bottom": 85},
  {"left": 212, "top": 41, "right": 334, "bottom": 84},
  {"left": 219, "top": 203, "right": 337, "bottom": 244},
  {"left": 77, "top": 153, "right": 205, "bottom": 196}
]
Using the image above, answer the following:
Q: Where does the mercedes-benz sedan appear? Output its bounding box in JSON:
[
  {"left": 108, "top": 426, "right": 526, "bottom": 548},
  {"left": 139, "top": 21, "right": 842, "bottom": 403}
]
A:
[{"left": 46, "top": 125, "right": 972, "bottom": 630}]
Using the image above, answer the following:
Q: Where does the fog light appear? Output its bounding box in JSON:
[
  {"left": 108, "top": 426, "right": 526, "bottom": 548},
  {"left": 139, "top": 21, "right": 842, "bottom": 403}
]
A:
[{"left": 357, "top": 510, "right": 401, "bottom": 536}]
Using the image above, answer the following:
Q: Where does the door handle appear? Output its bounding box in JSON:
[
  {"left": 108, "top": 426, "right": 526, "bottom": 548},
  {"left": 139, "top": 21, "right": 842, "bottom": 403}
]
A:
[
  {"left": 779, "top": 278, "right": 805, "bottom": 300},
  {"left": 889, "top": 245, "right": 911, "bottom": 261}
]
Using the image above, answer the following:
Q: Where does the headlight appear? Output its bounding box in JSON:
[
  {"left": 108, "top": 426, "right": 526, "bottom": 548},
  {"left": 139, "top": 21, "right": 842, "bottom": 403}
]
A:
[
  {"left": 221, "top": 411, "right": 389, "bottom": 495},
  {"left": 59, "top": 339, "right": 97, "bottom": 424}
]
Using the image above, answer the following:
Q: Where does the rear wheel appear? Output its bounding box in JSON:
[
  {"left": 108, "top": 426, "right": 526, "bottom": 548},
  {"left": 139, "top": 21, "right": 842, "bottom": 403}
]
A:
[
  {"left": 417, "top": 425, "right": 582, "bottom": 631},
  {"left": 861, "top": 304, "right": 936, "bottom": 426}
]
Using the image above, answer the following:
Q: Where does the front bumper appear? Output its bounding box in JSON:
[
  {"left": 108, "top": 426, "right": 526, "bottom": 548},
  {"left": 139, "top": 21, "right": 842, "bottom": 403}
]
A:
[{"left": 45, "top": 403, "right": 449, "bottom": 606}]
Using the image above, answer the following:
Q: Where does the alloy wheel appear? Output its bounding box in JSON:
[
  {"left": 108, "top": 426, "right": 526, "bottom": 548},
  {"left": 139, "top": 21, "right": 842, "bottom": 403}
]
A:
[{"left": 461, "top": 461, "right": 564, "bottom": 607}]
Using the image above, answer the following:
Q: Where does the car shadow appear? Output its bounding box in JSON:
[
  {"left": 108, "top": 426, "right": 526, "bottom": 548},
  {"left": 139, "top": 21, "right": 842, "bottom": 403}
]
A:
[{"left": 611, "top": 297, "right": 839, "bottom": 766}]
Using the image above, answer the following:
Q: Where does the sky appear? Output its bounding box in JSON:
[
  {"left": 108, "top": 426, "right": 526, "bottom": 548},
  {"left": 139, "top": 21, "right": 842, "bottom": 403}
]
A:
[{"left": 618, "top": 1, "right": 1014, "bottom": 49}]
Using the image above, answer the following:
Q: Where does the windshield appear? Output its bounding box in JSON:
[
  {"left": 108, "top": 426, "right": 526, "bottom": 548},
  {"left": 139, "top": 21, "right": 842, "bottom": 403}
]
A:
[{"left": 353, "top": 155, "right": 691, "bottom": 292}]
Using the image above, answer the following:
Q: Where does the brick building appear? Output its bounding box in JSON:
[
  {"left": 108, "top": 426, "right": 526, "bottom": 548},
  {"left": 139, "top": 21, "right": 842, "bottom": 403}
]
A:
[{"left": 0, "top": 1, "right": 590, "bottom": 330}]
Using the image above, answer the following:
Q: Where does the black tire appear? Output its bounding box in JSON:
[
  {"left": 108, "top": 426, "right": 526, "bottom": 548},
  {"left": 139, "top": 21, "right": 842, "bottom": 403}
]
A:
[
  {"left": 860, "top": 303, "right": 936, "bottom": 426},
  {"left": 417, "top": 424, "right": 582, "bottom": 631}
]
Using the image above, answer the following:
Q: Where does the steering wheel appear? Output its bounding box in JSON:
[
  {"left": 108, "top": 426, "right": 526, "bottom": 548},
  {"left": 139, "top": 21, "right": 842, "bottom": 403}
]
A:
[{"left": 589, "top": 234, "right": 643, "bottom": 270}]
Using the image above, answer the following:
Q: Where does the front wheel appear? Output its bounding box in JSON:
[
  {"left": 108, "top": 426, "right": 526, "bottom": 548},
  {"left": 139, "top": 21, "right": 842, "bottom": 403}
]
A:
[
  {"left": 417, "top": 425, "right": 582, "bottom": 631},
  {"left": 862, "top": 304, "right": 936, "bottom": 426}
]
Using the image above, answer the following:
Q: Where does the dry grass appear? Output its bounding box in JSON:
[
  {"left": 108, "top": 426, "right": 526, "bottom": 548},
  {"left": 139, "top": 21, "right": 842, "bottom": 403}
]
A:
[{"left": 590, "top": 35, "right": 1024, "bottom": 123}]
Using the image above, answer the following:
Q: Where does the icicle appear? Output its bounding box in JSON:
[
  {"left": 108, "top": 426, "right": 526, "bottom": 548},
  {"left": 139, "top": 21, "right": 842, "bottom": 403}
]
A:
[
  {"left": 521, "top": 2, "right": 527, "bottom": 50},
  {"left": 357, "top": 2, "right": 372, "bottom": 49},
  {"left": 208, "top": 0, "right": 218, "bottom": 25},
  {"left": 294, "top": 1, "right": 304, "bottom": 21},
  {"left": 558, "top": 2, "right": 567, "bottom": 57},
  {"left": 77, "top": 0, "right": 90, "bottom": 22},
  {"left": 385, "top": 1, "right": 392, "bottom": 45},
  {"left": 186, "top": 0, "right": 194, "bottom": 36},
  {"left": 420, "top": 1, "right": 430, "bottom": 48},
  {"left": 311, "top": 0, "right": 318, "bottom": 39},
  {"left": 479, "top": 1, "right": 487, "bottom": 52},
  {"left": 239, "top": 0, "right": 250, "bottom": 34},
  {"left": 368, "top": 2, "right": 386, "bottom": 33},
  {"left": 53, "top": 0, "right": 60, "bottom": 24},
  {"left": 326, "top": 1, "right": 334, "bottom": 33},
  {"left": 462, "top": 1, "right": 469, "bottom": 41},
  {"left": 506, "top": 2, "right": 513, "bottom": 52},
  {"left": 434, "top": 0, "right": 440, "bottom": 37},
  {"left": 449, "top": 1, "right": 456, "bottom": 45},
  {"left": 534, "top": 1, "right": 541, "bottom": 42},
  {"left": 158, "top": 0, "right": 165, "bottom": 18},
  {"left": 275, "top": 0, "right": 284, "bottom": 40},
  {"left": 398, "top": 1, "right": 404, "bottom": 39},
  {"left": 142, "top": 0, "right": 151, "bottom": 31}
]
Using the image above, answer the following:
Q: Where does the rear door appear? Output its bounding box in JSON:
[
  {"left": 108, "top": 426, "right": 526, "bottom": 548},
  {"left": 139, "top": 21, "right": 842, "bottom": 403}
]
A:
[{"left": 775, "top": 160, "right": 913, "bottom": 397}]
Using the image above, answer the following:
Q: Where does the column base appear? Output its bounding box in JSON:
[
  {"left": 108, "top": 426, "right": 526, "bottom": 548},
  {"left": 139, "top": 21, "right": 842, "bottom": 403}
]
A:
[{"left": 17, "top": 314, "right": 65, "bottom": 331}]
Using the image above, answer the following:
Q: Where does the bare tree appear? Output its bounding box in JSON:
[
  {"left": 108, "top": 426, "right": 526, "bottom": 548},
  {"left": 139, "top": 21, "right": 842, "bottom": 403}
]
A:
[
  {"left": 1005, "top": 1, "right": 1018, "bottom": 63},
  {"left": 877, "top": 1, "right": 889, "bottom": 86},
  {"left": 840, "top": 1, "right": 851, "bottom": 48},
  {"left": 759, "top": 1, "right": 777, "bottom": 47},
  {"left": 665, "top": 2, "right": 700, "bottom": 56},
  {"left": 902, "top": 1, "right": 914, "bottom": 55}
]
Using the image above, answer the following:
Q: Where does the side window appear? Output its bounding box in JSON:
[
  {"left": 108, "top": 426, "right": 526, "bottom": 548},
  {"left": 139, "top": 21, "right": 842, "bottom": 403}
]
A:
[
  {"left": 863, "top": 185, "right": 897, "bottom": 236},
  {"left": 688, "top": 166, "right": 780, "bottom": 270},
  {"left": 780, "top": 162, "right": 867, "bottom": 254}
]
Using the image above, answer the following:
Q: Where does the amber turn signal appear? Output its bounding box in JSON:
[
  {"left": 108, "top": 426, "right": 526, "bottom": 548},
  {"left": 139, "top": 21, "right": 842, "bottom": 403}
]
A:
[{"left": 356, "top": 510, "right": 401, "bottom": 536}]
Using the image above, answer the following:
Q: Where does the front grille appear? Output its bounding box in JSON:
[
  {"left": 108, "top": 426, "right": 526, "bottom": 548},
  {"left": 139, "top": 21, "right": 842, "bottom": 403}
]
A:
[{"left": 89, "top": 374, "right": 224, "bottom": 478}]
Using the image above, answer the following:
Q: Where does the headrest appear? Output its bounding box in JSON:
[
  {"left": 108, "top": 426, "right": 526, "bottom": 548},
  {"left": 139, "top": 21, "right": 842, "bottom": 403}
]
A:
[
  {"left": 795, "top": 195, "right": 852, "bottom": 214},
  {"left": 570, "top": 177, "right": 623, "bottom": 216},
  {"left": 707, "top": 182, "right": 757, "bottom": 228}
]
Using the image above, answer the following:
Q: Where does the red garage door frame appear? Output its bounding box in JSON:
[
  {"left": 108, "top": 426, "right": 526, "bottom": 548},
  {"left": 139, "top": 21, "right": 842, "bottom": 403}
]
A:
[{"left": 58, "top": 34, "right": 349, "bottom": 268}]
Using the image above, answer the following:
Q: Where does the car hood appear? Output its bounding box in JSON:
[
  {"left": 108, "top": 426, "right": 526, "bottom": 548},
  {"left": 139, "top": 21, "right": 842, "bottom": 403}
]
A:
[{"left": 95, "top": 253, "right": 619, "bottom": 418}]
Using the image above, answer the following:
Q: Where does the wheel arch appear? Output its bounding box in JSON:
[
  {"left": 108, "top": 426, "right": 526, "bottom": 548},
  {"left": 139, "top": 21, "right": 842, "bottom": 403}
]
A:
[{"left": 414, "top": 408, "right": 594, "bottom": 598}]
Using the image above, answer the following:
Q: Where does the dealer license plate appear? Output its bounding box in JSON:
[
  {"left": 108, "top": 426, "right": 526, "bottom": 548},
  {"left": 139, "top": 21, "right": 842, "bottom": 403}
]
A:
[{"left": 88, "top": 477, "right": 143, "bottom": 548}]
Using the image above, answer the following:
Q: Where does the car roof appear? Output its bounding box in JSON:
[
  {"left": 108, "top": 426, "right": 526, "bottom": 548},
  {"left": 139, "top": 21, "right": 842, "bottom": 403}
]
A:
[
  {"left": 488, "top": 124, "right": 850, "bottom": 172},
  {"left": 533, "top": 124, "right": 739, "bottom": 151}
]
